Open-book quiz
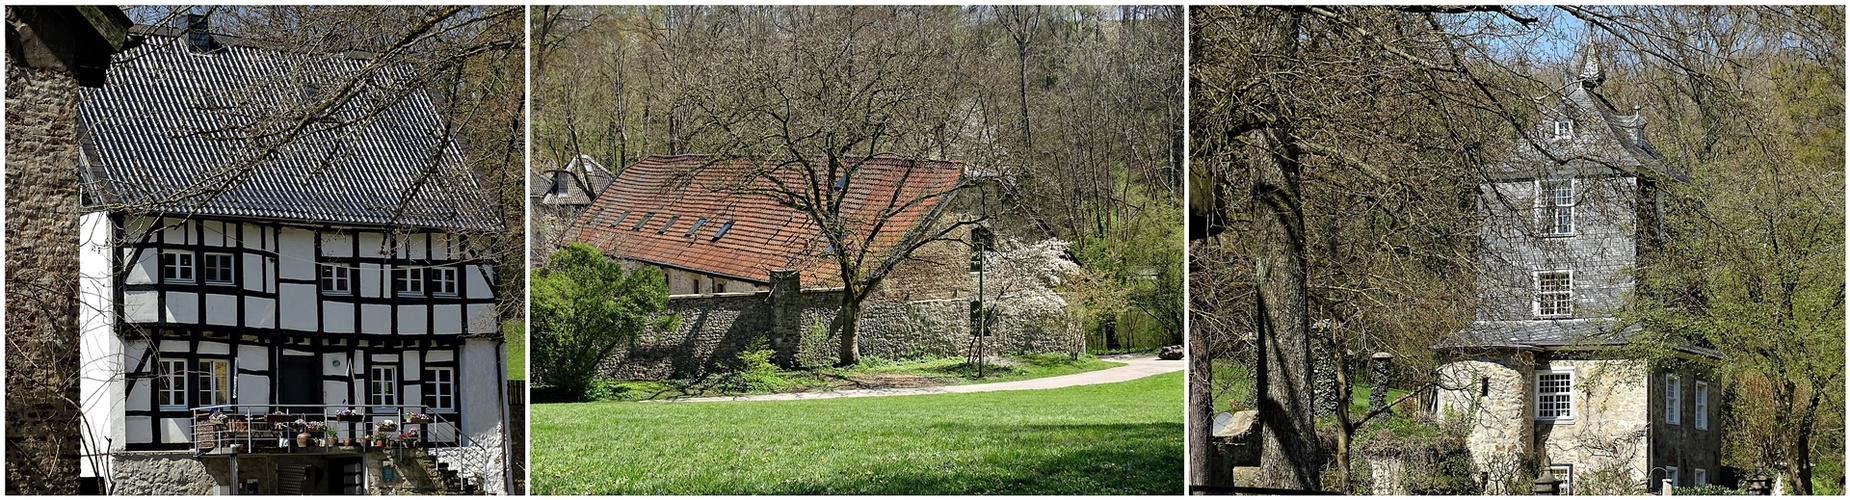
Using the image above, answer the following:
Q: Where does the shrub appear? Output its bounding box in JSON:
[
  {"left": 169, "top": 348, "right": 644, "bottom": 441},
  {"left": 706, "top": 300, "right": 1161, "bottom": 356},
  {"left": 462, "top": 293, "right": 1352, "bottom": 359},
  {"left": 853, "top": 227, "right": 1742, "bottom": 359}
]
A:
[
  {"left": 1675, "top": 484, "right": 1742, "bottom": 496},
  {"left": 531, "top": 243, "right": 672, "bottom": 400}
]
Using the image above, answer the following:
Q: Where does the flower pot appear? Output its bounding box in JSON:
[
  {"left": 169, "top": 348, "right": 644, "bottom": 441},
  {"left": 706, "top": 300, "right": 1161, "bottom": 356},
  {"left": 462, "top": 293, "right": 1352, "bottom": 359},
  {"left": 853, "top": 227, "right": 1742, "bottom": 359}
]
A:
[
  {"left": 335, "top": 414, "right": 364, "bottom": 422},
  {"left": 296, "top": 432, "right": 311, "bottom": 448},
  {"left": 342, "top": 438, "right": 353, "bottom": 446},
  {"left": 405, "top": 417, "right": 430, "bottom": 424}
]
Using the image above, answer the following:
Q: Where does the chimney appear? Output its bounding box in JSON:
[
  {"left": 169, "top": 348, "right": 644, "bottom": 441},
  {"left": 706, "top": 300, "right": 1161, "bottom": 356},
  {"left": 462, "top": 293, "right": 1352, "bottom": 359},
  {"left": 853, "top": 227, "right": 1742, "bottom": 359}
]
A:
[{"left": 173, "top": 13, "right": 216, "bottom": 53}]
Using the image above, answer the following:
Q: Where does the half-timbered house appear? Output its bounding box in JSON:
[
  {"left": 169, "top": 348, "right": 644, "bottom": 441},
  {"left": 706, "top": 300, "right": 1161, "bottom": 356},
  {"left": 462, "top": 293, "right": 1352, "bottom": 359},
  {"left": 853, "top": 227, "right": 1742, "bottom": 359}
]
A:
[{"left": 75, "top": 20, "right": 510, "bottom": 495}]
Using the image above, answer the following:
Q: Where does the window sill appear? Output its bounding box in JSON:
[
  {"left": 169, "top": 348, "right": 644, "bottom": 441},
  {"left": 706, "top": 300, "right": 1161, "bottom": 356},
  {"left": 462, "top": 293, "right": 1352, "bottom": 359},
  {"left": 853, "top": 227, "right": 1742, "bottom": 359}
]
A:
[{"left": 1537, "top": 418, "right": 1574, "bottom": 425}]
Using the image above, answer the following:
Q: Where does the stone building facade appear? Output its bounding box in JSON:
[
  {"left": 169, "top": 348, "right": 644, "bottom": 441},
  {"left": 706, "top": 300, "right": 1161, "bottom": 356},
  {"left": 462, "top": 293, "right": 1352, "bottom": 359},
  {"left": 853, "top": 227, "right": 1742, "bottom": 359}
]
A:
[{"left": 1432, "top": 48, "right": 1720, "bottom": 494}]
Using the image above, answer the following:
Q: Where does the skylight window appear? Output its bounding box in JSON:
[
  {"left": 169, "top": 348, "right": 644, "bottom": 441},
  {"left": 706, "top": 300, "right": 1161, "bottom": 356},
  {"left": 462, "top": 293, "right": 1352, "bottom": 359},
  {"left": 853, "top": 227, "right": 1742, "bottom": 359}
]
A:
[
  {"left": 711, "top": 220, "right": 735, "bottom": 241},
  {"left": 657, "top": 215, "right": 681, "bottom": 234},
  {"left": 631, "top": 212, "right": 654, "bottom": 230},
  {"left": 610, "top": 210, "right": 630, "bottom": 228},
  {"left": 684, "top": 218, "right": 708, "bottom": 237}
]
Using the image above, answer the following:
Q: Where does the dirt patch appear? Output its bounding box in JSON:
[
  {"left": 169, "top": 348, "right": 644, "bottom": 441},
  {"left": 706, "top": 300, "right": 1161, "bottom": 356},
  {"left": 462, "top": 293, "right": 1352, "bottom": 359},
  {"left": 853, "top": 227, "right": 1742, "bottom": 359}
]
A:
[{"left": 824, "top": 373, "right": 955, "bottom": 390}]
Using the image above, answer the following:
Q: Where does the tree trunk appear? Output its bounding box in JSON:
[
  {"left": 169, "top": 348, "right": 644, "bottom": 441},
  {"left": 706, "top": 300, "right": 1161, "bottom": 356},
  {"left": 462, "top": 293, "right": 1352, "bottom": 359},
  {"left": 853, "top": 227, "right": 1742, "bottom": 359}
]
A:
[
  {"left": 1253, "top": 127, "right": 1319, "bottom": 490},
  {"left": 1187, "top": 325, "right": 1221, "bottom": 486},
  {"left": 836, "top": 292, "right": 862, "bottom": 367}
]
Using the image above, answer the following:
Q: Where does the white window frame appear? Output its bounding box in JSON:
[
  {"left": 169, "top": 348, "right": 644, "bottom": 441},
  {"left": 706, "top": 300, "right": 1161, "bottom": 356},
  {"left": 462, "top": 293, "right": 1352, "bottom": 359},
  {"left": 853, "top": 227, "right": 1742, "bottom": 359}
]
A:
[
  {"left": 369, "top": 366, "right": 399, "bottom": 407},
  {"left": 1695, "top": 380, "right": 1710, "bottom": 430},
  {"left": 1535, "top": 370, "right": 1574, "bottom": 422},
  {"left": 320, "top": 264, "right": 352, "bottom": 295},
  {"left": 157, "top": 359, "right": 187, "bottom": 410},
  {"left": 199, "top": 359, "right": 230, "bottom": 407},
  {"left": 431, "top": 267, "right": 458, "bottom": 296},
  {"left": 1548, "top": 464, "right": 1574, "bottom": 496},
  {"left": 392, "top": 267, "right": 425, "bottom": 297},
  {"left": 1536, "top": 178, "right": 1576, "bottom": 236},
  {"left": 1534, "top": 270, "right": 1574, "bottom": 318},
  {"left": 160, "top": 250, "right": 195, "bottom": 283},
  {"left": 201, "top": 252, "right": 236, "bottom": 285},
  {"left": 425, "top": 367, "right": 455, "bottom": 411},
  {"left": 1554, "top": 119, "right": 1575, "bottom": 140},
  {"left": 1665, "top": 466, "right": 1679, "bottom": 488},
  {"left": 1694, "top": 468, "right": 1708, "bottom": 486},
  {"left": 1666, "top": 374, "right": 1682, "bottom": 425}
]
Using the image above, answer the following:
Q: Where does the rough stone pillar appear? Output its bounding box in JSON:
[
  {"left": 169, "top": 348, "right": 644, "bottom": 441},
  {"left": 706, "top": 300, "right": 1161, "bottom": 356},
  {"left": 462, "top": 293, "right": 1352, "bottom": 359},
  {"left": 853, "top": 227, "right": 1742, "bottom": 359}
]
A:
[
  {"left": 5, "top": 6, "right": 130, "bottom": 494},
  {"left": 767, "top": 269, "right": 801, "bottom": 366},
  {"left": 1311, "top": 338, "right": 1339, "bottom": 417},
  {"left": 1370, "top": 352, "right": 1393, "bottom": 414}
]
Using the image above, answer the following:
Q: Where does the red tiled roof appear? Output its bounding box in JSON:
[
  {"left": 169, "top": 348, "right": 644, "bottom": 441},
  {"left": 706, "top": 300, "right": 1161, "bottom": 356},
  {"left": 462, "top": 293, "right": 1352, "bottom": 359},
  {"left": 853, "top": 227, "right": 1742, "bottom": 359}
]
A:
[{"left": 564, "top": 155, "right": 969, "bottom": 286}]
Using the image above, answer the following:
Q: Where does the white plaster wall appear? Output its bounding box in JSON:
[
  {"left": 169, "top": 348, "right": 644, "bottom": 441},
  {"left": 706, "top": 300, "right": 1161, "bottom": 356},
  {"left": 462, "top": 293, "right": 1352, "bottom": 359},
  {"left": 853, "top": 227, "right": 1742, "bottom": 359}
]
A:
[
  {"left": 204, "top": 293, "right": 237, "bottom": 326},
  {"left": 323, "top": 231, "right": 352, "bottom": 257},
  {"left": 278, "top": 227, "right": 315, "bottom": 280},
  {"left": 279, "top": 283, "right": 317, "bottom": 331},
  {"left": 464, "top": 265, "right": 491, "bottom": 299},
  {"left": 160, "top": 218, "right": 190, "bottom": 245},
  {"left": 439, "top": 337, "right": 508, "bottom": 494},
  {"left": 123, "top": 290, "right": 159, "bottom": 323},
  {"left": 79, "top": 213, "right": 125, "bottom": 475},
  {"left": 361, "top": 304, "right": 391, "bottom": 334},
  {"left": 324, "top": 301, "right": 355, "bottom": 334},
  {"left": 244, "top": 296, "right": 276, "bottom": 329},
  {"left": 123, "top": 247, "right": 155, "bottom": 284},
  {"left": 466, "top": 304, "right": 496, "bottom": 334},
  {"left": 398, "top": 305, "right": 428, "bottom": 335},
  {"left": 433, "top": 304, "right": 462, "bottom": 334},
  {"left": 240, "top": 253, "right": 264, "bottom": 292},
  {"left": 359, "top": 232, "right": 386, "bottom": 258},
  {"left": 359, "top": 263, "right": 383, "bottom": 298},
  {"left": 163, "top": 291, "right": 197, "bottom": 323}
]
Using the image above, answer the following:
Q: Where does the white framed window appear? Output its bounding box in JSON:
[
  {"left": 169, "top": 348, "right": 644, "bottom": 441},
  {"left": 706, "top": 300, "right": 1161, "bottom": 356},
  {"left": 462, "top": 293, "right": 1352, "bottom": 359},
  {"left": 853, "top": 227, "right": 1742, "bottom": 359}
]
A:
[
  {"left": 1548, "top": 464, "right": 1574, "bottom": 496},
  {"left": 1554, "top": 119, "right": 1574, "bottom": 140},
  {"left": 157, "top": 359, "right": 187, "bottom": 410},
  {"left": 431, "top": 267, "right": 458, "bottom": 296},
  {"left": 1534, "top": 270, "right": 1573, "bottom": 318},
  {"left": 392, "top": 267, "right": 424, "bottom": 296},
  {"left": 1667, "top": 374, "right": 1682, "bottom": 425},
  {"left": 201, "top": 253, "right": 235, "bottom": 285},
  {"left": 1695, "top": 380, "right": 1710, "bottom": 430},
  {"left": 1536, "top": 371, "right": 1573, "bottom": 421},
  {"left": 369, "top": 366, "right": 399, "bottom": 407},
  {"left": 1694, "top": 468, "right": 1708, "bottom": 486},
  {"left": 1665, "top": 466, "right": 1679, "bottom": 487},
  {"left": 1537, "top": 178, "right": 1576, "bottom": 235},
  {"left": 320, "top": 264, "right": 352, "bottom": 294},
  {"left": 424, "top": 367, "right": 455, "bottom": 411},
  {"left": 160, "top": 250, "right": 195, "bottom": 283},
  {"left": 199, "top": 359, "right": 230, "bottom": 407}
]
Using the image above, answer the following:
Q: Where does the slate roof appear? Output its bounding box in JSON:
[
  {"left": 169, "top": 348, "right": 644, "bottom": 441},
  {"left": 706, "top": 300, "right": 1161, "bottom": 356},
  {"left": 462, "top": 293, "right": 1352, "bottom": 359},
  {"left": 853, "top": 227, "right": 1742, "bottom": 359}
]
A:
[
  {"left": 563, "top": 154, "right": 969, "bottom": 286},
  {"left": 77, "top": 26, "right": 502, "bottom": 231},
  {"left": 1490, "top": 46, "right": 1686, "bottom": 184},
  {"left": 1435, "top": 319, "right": 1722, "bottom": 358},
  {"left": 534, "top": 155, "right": 614, "bottom": 206}
]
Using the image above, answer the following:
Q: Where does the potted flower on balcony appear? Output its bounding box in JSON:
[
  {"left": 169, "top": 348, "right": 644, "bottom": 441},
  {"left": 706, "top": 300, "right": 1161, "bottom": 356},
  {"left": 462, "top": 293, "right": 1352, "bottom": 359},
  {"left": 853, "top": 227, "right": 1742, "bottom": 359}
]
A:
[
  {"left": 335, "top": 407, "right": 364, "bottom": 422},
  {"left": 264, "top": 411, "right": 292, "bottom": 424},
  {"left": 403, "top": 411, "right": 431, "bottom": 424},
  {"left": 293, "top": 419, "right": 313, "bottom": 448},
  {"left": 205, "top": 409, "right": 229, "bottom": 423},
  {"left": 376, "top": 420, "right": 399, "bottom": 433},
  {"left": 399, "top": 429, "right": 420, "bottom": 448}
]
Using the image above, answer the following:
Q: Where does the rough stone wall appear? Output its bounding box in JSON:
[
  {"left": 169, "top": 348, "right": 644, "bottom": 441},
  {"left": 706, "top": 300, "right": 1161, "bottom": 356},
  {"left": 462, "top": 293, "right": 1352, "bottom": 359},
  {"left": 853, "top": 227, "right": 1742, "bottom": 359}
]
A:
[
  {"left": 5, "top": 62, "right": 86, "bottom": 494},
  {"left": 602, "top": 285, "right": 1079, "bottom": 379},
  {"left": 1534, "top": 358, "right": 1651, "bottom": 494},
  {"left": 1435, "top": 351, "right": 1533, "bottom": 493},
  {"left": 106, "top": 452, "right": 219, "bottom": 495},
  {"left": 1649, "top": 365, "right": 1721, "bottom": 488},
  {"left": 1367, "top": 456, "right": 1407, "bottom": 495}
]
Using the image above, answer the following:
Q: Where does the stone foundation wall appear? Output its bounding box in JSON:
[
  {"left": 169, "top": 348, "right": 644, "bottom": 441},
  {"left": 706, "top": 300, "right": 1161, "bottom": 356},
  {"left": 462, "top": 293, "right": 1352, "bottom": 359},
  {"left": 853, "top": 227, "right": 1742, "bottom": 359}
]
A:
[
  {"left": 1435, "top": 351, "right": 1534, "bottom": 494},
  {"left": 106, "top": 452, "right": 219, "bottom": 495},
  {"left": 1537, "top": 358, "right": 1650, "bottom": 494}
]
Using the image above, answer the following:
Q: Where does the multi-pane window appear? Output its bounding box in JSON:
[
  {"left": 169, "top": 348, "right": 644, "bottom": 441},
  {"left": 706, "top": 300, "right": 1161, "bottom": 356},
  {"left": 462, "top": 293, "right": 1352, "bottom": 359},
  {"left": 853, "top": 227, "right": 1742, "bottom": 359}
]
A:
[
  {"left": 321, "top": 264, "right": 352, "bottom": 294},
  {"left": 1535, "top": 271, "right": 1573, "bottom": 318},
  {"left": 156, "top": 359, "right": 187, "bottom": 409},
  {"left": 1536, "top": 372, "right": 1573, "bottom": 420},
  {"left": 1538, "top": 179, "right": 1575, "bottom": 235},
  {"left": 369, "top": 366, "right": 398, "bottom": 406},
  {"left": 160, "top": 251, "right": 194, "bottom": 283},
  {"left": 1554, "top": 119, "right": 1574, "bottom": 140},
  {"left": 1548, "top": 465, "right": 1574, "bottom": 496},
  {"left": 424, "top": 367, "right": 455, "bottom": 411},
  {"left": 199, "top": 360, "right": 230, "bottom": 407},
  {"left": 1666, "top": 374, "right": 1682, "bottom": 425},
  {"left": 392, "top": 267, "right": 425, "bottom": 296},
  {"left": 202, "top": 253, "right": 235, "bottom": 285},
  {"left": 1694, "top": 468, "right": 1708, "bottom": 486},
  {"left": 1695, "top": 380, "right": 1710, "bottom": 429},
  {"left": 431, "top": 267, "right": 458, "bottom": 296}
]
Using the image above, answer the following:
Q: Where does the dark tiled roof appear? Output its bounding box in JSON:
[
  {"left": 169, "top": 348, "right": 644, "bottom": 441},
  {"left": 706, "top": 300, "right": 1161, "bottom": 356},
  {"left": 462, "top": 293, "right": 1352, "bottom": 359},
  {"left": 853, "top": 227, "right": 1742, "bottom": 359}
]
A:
[
  {"left": 77, "top": 28, "right": 501, "bottom": 231},
  {"left": 1435, "top": 319, "right": 1722, "bottom": 358},
  {"left": 564, "top": 154, "right": 968, "bottom": 286},
  {"left": 536, "top": 155, "right": 613, "bottom": 206}
]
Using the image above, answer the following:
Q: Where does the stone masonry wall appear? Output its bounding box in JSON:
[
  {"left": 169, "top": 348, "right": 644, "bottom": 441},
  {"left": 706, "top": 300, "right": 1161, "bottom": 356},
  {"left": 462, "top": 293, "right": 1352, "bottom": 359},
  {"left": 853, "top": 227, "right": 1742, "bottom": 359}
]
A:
[
  {"left": 599, "top": 286, "right": 1080, "bottom": 380},
  {"left": 106, "top": 452, "right": 219, "bottom": 495},
  {"left": 5, "top": 62, "right": 86, "bottom": 494},
  {"left": 1534, "top": 357, "right": 1650, "bottom": 494},
  {"left": 1436, "top": 351, "right": 1534, "bottom": 494}
]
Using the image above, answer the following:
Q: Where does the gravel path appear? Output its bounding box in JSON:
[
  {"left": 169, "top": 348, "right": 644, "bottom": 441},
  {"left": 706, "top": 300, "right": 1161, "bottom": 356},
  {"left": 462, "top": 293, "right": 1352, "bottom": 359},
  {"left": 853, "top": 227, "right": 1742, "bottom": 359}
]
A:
[{"left": 645, "top": 354, "right": 1183, "bottom": 403}]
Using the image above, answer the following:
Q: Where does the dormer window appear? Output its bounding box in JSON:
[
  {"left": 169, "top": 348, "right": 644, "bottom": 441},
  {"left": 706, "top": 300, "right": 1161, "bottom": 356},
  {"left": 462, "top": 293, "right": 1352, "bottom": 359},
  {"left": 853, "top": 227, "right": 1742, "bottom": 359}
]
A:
[{"left": 1554, "top": 119, "right": 1574, "bottom": 140}]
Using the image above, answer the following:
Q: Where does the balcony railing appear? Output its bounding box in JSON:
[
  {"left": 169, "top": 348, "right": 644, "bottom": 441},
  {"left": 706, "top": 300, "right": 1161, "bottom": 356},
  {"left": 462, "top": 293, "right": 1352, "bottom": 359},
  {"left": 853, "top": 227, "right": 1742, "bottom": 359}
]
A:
[{"left": 189, "top": 404, "right": 463, "bottom": 454}]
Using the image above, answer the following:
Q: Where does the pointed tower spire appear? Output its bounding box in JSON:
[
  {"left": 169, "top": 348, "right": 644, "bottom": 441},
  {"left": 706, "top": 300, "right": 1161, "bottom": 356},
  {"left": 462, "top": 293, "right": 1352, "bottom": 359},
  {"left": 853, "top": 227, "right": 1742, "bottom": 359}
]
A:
[{"left": 1573, "top": 33, "right": 1604, "bottom": 89}]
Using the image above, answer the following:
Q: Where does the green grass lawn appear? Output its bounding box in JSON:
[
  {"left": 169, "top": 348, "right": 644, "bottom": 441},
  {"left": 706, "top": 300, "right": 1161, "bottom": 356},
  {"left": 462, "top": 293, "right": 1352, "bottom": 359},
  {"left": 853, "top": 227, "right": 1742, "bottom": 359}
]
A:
[
  {"left": 532, "top": 371, "right": 1183, "bottom": 495},
  {"left": 505, "top": 319, "right": 525, "bottom": 381},
  {"left": 587, "top": 353, "right": 1122, "bottom": 402}
]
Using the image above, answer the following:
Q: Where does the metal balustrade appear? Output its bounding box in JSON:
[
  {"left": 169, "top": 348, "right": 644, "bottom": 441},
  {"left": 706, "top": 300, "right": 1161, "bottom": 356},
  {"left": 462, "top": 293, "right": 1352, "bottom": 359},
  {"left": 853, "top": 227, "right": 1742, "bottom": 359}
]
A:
[{"left": 189, "top": 404, "right": 464, "bottom": 454}]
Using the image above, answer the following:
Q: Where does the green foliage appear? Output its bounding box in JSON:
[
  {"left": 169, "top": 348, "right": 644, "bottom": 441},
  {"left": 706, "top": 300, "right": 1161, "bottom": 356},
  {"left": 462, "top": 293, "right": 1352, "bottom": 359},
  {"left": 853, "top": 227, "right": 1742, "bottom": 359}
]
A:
[
  {"left": 503, "top": 319, "right": 525, "bottom": 381},
  {"left": 531, "top": 371, "right": 1183, "bottom": 494},
  {"left": 1353, "top": 412, "right": 1479, "bottom": 495},
  {"left": 1675, "top": 484, "right": 1743, "bottom": 496},
  {"left": 531, "top": 243, "right": 672, "bottom": 400},
  {"left": 1070, "top": 185, "right": 1184, "bottom": 350}
]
